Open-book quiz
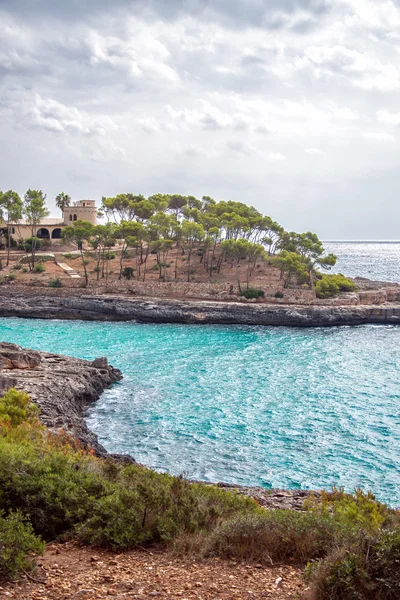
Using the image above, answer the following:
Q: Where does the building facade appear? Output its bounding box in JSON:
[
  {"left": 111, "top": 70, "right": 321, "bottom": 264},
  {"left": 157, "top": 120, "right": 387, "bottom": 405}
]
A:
[{"left": 1, "top": 200, "right": 97, "bottom": 242}]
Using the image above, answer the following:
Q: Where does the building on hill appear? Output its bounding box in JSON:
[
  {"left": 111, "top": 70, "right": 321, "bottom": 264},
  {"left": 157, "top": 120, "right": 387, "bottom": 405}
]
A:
[{"left": 1, "top": 200, "right": 98, "bottom": 242}]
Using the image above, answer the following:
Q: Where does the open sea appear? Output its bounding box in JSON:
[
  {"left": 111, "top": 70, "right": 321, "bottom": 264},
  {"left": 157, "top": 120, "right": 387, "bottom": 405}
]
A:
[{"left": 0, "top": 242, "right": 399, "bottom": 505}]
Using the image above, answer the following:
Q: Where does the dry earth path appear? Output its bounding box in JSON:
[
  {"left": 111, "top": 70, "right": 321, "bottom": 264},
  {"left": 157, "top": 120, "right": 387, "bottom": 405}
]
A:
[{"left": 2, "top": 543, "right": 306, "bottom": 600}]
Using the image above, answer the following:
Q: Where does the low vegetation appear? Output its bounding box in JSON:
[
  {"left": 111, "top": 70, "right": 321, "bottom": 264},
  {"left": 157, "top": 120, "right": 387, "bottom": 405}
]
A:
[
  {"left": 0, "top": 388, "right": 399, "bottom": 597},
  {"left": 315, "top": 274, "right": 356, "bottom": 299}
]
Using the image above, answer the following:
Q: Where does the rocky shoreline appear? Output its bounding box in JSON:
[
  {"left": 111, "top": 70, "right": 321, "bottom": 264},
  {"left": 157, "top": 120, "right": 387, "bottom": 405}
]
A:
[
  {"left": 0, "top": 341, "right": 125, "bottom": 459},
  {"left": 1, "top": 289, "right": 400, "bottom": 326},
  {"left": 0, "top": 342, "right": 323, "bottom": 510}
]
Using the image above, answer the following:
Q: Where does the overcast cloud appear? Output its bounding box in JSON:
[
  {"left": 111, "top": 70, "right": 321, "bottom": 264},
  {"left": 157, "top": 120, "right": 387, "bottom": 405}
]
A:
[{"left": 1, "top": 0, "right": 399, "bottom": 238}]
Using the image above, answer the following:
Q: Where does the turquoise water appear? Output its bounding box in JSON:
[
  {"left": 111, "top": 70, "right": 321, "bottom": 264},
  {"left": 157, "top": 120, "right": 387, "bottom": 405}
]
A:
[
  {"left": 0, "top": 318, "right": 399, "bottom": 506},
  {"left": 325, "top": 241, "right": 400, "bottom": 283}
]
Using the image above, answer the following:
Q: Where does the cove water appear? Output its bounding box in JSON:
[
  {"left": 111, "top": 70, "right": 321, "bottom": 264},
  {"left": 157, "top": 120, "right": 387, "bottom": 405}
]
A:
[{"left": 0, "top": 318, "right": 399, "bottom": 506}]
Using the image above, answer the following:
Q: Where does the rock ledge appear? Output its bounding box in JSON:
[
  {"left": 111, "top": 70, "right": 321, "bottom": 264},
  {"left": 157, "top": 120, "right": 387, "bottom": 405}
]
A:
[{"left": 0, "top": 342, "right": 124, "bottom": 458}]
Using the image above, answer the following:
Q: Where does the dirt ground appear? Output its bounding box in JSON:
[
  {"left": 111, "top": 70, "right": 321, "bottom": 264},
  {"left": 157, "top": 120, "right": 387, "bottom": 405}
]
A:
[
  {"left": 3, "top": 542, "right": 306, "bottom": 600},
  {"left": 0, "top": 241, "right": 282, "bottom": 290}
]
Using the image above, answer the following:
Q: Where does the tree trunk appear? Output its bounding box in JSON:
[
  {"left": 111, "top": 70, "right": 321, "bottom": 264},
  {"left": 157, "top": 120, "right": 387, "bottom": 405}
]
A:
[
  {"left": 6, "top": 224, "right": 11, "bottom": 267},
  {"left": 81, "top": 249, "right": 88, "bottom": 287},
  {"left": 119, "top": 244, "right": 126, "bottom": 280},
  {"left": 236, "top": 262, "right": 242, "bottom": 293},
  {"left": 187, "top": 246, "right": 193, "bottom": 282}
]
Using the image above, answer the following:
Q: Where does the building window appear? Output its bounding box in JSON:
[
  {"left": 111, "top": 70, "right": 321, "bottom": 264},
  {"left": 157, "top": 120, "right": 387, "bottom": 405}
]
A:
[
  {"left": 11, "top": 227, "right": 15, "bottom": 234},
  {"left": 69, "top": 214, "right": 72, "bottom": 221},
  {"left": 83, "top": 202, "right": 86, "bottom": 207},
  {"left": 73, "top": 214, "right": 77, "bottom": 221}
]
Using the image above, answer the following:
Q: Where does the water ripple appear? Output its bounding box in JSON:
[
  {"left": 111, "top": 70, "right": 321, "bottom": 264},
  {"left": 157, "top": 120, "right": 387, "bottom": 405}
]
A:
[{"left": 0, "top": 318, "right": 399, "bottom": 506}]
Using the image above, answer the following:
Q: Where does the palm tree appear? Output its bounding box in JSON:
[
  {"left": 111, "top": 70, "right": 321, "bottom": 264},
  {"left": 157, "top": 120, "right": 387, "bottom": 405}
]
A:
[{"left": 55, "top": 192, "right": 71, "bottom": 213}]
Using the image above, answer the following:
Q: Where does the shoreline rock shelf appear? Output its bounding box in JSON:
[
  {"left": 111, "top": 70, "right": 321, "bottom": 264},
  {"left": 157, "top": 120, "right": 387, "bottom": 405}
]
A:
[
  {"left": 0, "top": 342, "right": 123, "bottom": 458},
  {"left": 0, "top": 290, "right": 400, "bottom": 326},
  {"left": 0, "top": 342, "right": 325, "bottom": 511}
]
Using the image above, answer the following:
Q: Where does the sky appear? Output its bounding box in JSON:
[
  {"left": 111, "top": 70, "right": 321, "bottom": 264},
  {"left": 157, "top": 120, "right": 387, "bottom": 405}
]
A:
[{"left": 0, "top": 0, "right": 400, "bottom": 239}]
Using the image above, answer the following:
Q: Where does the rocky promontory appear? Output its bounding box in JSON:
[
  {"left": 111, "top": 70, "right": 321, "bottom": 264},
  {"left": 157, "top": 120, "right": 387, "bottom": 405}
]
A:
[
  {"left": 0, "top": 341, "right": 327, "bottom": 511},
  {"left": 0, "top": 342, "right": 123, "bottom": 458},
  {"left": 0, "top": 288, "right": 400, "bottom": 326}
]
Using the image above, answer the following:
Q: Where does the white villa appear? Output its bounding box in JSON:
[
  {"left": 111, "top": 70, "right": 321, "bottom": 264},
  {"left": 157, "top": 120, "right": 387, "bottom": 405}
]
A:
[{"left": 3, "top": 200, "right": 97, "bottom": 242}]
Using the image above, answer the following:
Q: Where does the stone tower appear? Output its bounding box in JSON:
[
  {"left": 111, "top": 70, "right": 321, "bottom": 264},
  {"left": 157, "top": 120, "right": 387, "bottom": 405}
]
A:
[{"left": 63, "top": 200, "right": 97, "bottom": 226}]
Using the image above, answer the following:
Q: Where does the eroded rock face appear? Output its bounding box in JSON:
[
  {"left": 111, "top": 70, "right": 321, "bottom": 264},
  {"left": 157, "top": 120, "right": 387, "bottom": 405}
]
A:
[
  {"left": 0, "top": 342, "right": 41, "bottom": 369},
  {"left": 0, "top": 342, "right": 123, "bottom": 458},
  {"left": 0, "top": 292, "right": 400, "bottom": 326}
]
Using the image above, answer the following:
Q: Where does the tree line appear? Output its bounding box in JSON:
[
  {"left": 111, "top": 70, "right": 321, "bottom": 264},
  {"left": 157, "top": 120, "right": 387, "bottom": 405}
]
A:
[
  {"left": 0, "top": 189, "right": 337, "bottom": 288},
  {"left": 65, "top": 193, "right": 337, "bottom": 289}
]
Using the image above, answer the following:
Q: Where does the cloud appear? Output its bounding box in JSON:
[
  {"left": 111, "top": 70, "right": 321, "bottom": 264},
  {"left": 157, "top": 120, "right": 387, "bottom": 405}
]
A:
[
  {"left": 21, "top": 93, "right": 117, "bottom": 137},
  {"left": 268, "top": 152, "right": 285, "bottom": 160},
  {"left": 0, "top": 0, "right": 400, "bottom": 237},
  {"left": 377, "top": 109, "right": 400, "bottom": 126},
  {"left": 305, "top": 147, "right": 323, "bottom": 155},
  {"left": 364, "top": 131, "right": 396, "bottom": 142}
]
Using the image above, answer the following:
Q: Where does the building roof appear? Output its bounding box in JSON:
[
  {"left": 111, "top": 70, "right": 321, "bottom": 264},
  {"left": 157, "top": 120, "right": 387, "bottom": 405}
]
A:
[{"left": 11, "top": 219, "right": 65, "bottom": 226}]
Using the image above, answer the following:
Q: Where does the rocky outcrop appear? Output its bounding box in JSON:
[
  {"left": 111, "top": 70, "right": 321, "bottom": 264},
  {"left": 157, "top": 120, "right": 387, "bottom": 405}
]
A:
[
  {"left": 0, "top": 292, "right": 400, "bottom": 326},
  {"left": 0, "top": 342, "right": 124, "bottom": 458},
  {"left": 0, "top": 342, "right": 330, "bottom": 509},
  {"left": 216, "top": 483, "right": 322, "bottom": 511}
]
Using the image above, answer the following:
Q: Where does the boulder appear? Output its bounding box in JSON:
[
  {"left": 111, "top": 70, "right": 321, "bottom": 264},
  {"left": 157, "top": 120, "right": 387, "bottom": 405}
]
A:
[{"left": 0, "top": 342, "right": 41, "bottom": 370}]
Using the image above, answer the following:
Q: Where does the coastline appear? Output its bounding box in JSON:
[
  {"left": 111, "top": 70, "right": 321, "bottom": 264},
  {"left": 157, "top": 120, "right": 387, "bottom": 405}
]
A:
[
  {"left": 0, "top": 342, "right": 322, "bottom": 511},
  {"left": 1, "top": 288, "right": 400, "bottom": 326},
  {"left": 0, "top": 342, "right": 124, "bottom": 459}
]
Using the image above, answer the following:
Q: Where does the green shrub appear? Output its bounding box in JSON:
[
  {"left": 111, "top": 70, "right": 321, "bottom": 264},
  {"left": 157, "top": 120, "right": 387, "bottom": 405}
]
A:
[
  {"left": 0, "top": 388, "right": 39, "bottom": 427},
  {"left": 208, "top": 510, "right": 338, "bottom": 565},
  {"left": 6, "top": 273, "right": 15, "bottom": 282},
  {"left": 22, "top": 237, "right": 41, "bottom": 251},
  {"left": 307, "top": 530, "right": 400, "bottom": 600},
  {"left": 63, "top": 253, "right": 79, "bottom": 260},
  {"left": 12, "top": 264, "right": 22, "bottom": 271},
  {"left": 274, "top": 291, "right": 284, "bottom": 299},
  {"left": 104, "top": 252, "right": 116, "bottom": 260},
  {"left": 122, "top": 267, "right": 135, "bottom": 280},
  {"left": 20, "top": 254, "right": 54, "bottom": 264},
  {"left": 0, "top": 389, "right": 257, "bottom": 547},
  {"left": 240, "top": 288, "right": 265, "bottom": 299},
  {"left": 0, "top": 511, "right": 44, "bottom": 582},
  {"left": 48, "top": 278, "right": 62, "bottom": 288},
  {"left": 315, "top": 274, "right": 355, "bottom": 299},
  {"left": 33, "top": 263, "right": 45, "bottom": 273}
]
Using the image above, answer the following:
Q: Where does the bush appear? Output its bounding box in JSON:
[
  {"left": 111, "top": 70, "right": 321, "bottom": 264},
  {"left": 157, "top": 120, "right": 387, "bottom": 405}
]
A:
[
  {"left": 122, "top": 267, "right": 135, "bottom": 280},
  {"left": 0, "top": 389, "right": 257, "bottom": 547},
  {"left": 20, "top": 254, "right": 54, "bottom": 264},
  {"left": 104, "top": 252, "right": 116, "bottom": 260},
  {"left": 315, "top": 274, "right": 355, "bottom": 299},
  {"left": 48, "top": 278, "right": 62, "bottom": 288},
  {"left": 240, "top": 288, "right": 265, "bottom": 299},
  {"left": 63, "top": 253, "right": 79, "bottom": 260},
  {"left": 208, "top": 510, "right": 338, "bottom": 565},
  {"left": 22, "top": 237, "right": 42, "bottom": 251},
  {"left": 0, "top": 388, "right": 39, "bottom": 427},
  {"left": 12, "top": 264, "right": 22, "bottom": 271},
  {"left": 0, "top": 511, "right": 44, "bottom": 582},
  {"left": 33, "top": 263, "right": 45, "bottom": 273},
  {"left": 6, "top": 273, "right": 16, "bottom": 282},
  {"left": 274, "top": 291, "right": 284, "bottom": 299},
  {"left": 307, "top": 530, "right": 400, "bottom": 600},
  {"left": 305, "top": 489, "right": 400, "bottom": 599}
]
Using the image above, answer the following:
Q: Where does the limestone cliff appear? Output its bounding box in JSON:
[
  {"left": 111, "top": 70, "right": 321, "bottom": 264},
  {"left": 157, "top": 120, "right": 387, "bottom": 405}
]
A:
[
  {"left": 0, "top": 291, "right": 399, "bottom": 326},
  {"left": 0, "top": 342, "right": 124, "bottom": 458}
]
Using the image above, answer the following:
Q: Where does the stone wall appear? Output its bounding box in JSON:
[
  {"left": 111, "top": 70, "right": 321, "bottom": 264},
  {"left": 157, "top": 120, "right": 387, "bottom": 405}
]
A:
[{"left": 1, "top": 280, "right": 399, "bottom": 307}]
